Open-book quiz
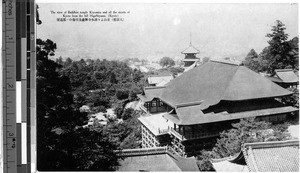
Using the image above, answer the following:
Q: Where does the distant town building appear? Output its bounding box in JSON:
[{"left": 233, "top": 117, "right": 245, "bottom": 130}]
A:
[
  {"left": 139, "top": 66, "right": 149, "bottom": 73},
  {"left": 212, "top": 140, "right": 299, "bottom": 172},
  {"left": 266, "top": 69, "right": 298, "bottom": 88},
  {"left": 137, "top": 60, "right": 298, "bottom": 157},
  {"left": 147, "top": 74, "right": 174, "bottom": 86}
]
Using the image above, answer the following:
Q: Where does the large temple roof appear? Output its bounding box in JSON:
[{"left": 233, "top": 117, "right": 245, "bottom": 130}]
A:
[{"left": 160, "top": 60, "right": 292, "bottom": 110}]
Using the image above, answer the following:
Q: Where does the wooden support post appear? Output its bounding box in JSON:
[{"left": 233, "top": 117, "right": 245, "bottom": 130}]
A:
[{"left": 156, "top": 99, "right": 158, "bottom": 112}]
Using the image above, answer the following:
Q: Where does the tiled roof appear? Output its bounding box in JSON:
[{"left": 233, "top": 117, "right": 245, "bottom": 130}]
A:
[
  {"left": 160, "top": 60, "right": 292, "bottom": 109},
  {"left": 267, "top": 69, "right": 298, "bottom": 84},
  {"left": 275, "top": 69, "right": 298, "bottom": 83},
  {"left": 163, "top": 106, "right": 298, "bottom": 125},
  {"left": 147, "top": 75, "right": 174, "bottom": 85},
  {"left": 212, "top": 160, "right": 248, "bottom": 172},
  {"left": 137, "top": 86, "right": 165, "bottom": 102},
  {"left": 212, "top": 140, "right": 299, "bottom": 172},
  {"left": 118, "top": 147, "right": 199, "bottom": 171},
  {"left": 243, "top": 140, "right": 299, "bottom": 172}
]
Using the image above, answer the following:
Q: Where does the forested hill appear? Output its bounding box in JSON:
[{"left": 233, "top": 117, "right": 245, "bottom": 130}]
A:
[{"left": 57, "top": 58, "right": 146, "bottom": 112}]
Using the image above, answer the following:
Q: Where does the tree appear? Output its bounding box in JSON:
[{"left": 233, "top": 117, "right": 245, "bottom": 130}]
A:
[
  {"left": 37, "top": 38, "right": 89, "bottom": 170},
  {"left": 212, "top": 118, "right": 291, "bottom": 158},
  {"left": 196, "top": 150, "right": 215, "bottom": 171},
  {"left": 64, "top": 57, "right": 73, "bottom": 67},
  {"left": 122, "top": 108, "right": 134, "bottom": 120},
  {"left": 73, "top": 126, "right": 120, "bottom": 171},
  {"left": 159, "top": 57, "right": 175, "bottom": 67},
  {"left": 202, "top": 57, "right": 210, "bottom": 64},
  {"left": 56, "top": 56, "right": 64, "bottom": 65},
  {"left": 242, "top": 49, "right": 263, "bottom": 72},
  {"left": 114, "top": 101, "right": 125, "bottom": 119},
  {"left": 263, "top": 20, "right": 297, "bottom": 74}
]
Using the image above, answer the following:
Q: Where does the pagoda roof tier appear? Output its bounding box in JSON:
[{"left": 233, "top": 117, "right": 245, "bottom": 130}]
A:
[
  {"left": 182, "top": 58, "right": 200, "bottom": 62},
  {"left": 181, "top": 45, "right": 200, "bottom": 54}
]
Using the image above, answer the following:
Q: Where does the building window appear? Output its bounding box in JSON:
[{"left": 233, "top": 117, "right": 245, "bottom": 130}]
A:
[
  {"left": 152, "top": 101, "right": 156, "bottom": 107},
  {"left": 160, "top": 101, "right": 164, "bottom": 106}
]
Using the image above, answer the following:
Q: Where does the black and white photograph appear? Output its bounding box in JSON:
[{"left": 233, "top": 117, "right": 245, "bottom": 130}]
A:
[{"left": 1, "top": 0, "right": 299, "bottom": 172}]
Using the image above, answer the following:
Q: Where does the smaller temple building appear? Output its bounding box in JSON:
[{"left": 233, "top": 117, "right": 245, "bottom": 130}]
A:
[
  {"left": 211, "top": 140, "right": 299, "bottom": 172},
  {"left": 266, "top": 69, "right": 298, "bottom": 88}
]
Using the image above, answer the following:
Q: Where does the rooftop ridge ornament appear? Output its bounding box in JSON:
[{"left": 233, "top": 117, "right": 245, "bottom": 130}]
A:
[{"left": 181, "top": 33, "right": 200, "bottom": 54}]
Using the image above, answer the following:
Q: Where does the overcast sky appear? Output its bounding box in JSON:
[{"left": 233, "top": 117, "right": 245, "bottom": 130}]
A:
[{"left": 37, "top": 3, "right": 298, "bottom": 61}]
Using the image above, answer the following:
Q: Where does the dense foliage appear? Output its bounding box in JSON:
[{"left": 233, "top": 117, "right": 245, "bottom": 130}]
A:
[
  {"left": 159, "top": 56, "right": 175, "bottom": 67},
  {"left": 102, "top": 110, "right": 142, "bottom": 149},
  {"left": 212, "top": 118, "right": 291, "bottom": 158},
  {"left": 58, "top": 58, "right": 146, "bottom": 111},
  {"left": 36, "top": 38, "right": 120, "bottom": 171},
  {"left": 243, "top": 20, "right": 298, "bottom": 74},
  {"left": 196, "top": 118, "right": 291, "bottom": 171}
]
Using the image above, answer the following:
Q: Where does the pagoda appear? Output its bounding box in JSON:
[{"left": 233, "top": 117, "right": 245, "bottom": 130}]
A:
[{"left": 181, "top": 34, "right": 200, "bottom": 67}]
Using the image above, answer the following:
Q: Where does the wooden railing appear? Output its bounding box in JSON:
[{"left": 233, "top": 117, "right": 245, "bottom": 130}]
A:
[
  {"left": 116, "top": 146, "right": 186, "bottom": 158},
  {"left": 158, "top": 128, "right": 169, "bottom": 134},
  {"left": 169, "top": 127, "right": 185, "bottom": 140},
  {"left": 117, "top": 147, "right": 167, "bottom": 157}
]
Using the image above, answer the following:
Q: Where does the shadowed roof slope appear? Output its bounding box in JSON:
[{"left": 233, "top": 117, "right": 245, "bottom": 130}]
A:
[{"left": 160, "top": 61, "right": 292, "bottom": 109}]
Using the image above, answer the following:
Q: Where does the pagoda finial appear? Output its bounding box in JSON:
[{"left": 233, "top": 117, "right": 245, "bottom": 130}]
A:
[{"left": 189, "top": 32, "right": 192, "bottom": 46}]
